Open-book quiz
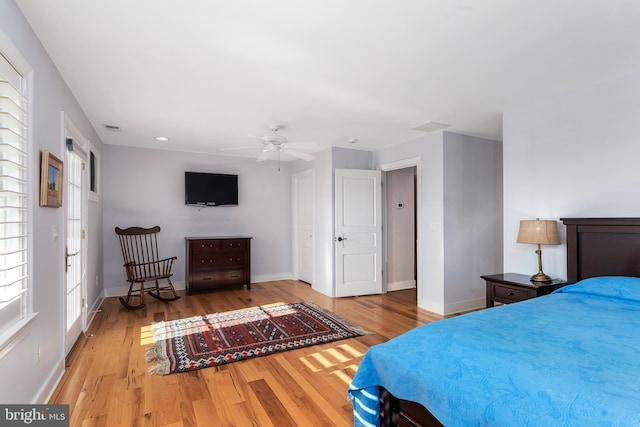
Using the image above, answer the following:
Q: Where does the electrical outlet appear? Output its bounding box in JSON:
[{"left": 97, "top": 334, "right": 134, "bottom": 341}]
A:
[
  {"left": 95, "top": 275, "right": 99, "bottom": 287},
  {"left": 36, "top": 344, "right": 41, "bottom": 364}
]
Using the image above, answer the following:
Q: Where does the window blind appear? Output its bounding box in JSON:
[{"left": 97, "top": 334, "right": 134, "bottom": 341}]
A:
[{"left": 0, "top": 53, "right": 29, "bottom": 340}]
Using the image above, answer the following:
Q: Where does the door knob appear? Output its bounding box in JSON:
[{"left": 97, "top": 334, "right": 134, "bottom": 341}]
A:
[{"left": 337, "top": 236, "right": 347, "bottom": 242}]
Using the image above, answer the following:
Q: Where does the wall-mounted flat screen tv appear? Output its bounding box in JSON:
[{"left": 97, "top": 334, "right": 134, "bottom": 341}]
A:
[{"left": 185, "top": 172, "right": 238, "bottom": 206}]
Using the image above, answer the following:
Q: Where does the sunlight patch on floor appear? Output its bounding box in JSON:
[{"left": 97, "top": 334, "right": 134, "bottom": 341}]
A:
[
  {"left": 299, "top": 343, "right": 365, "bottom": 374},
  {"left": 140, "top": 325, "right": 155, "bottom": 345}
]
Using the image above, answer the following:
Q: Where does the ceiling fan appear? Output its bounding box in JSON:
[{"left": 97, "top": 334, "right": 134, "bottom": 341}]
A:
[{"left": 220, "top": 124, "right": 320, "bottom": 163}]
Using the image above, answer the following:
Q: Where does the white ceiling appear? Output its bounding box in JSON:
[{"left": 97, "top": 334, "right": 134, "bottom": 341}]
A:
[{"left": 15, "top": 0, "right": 640, "bottom": 160}]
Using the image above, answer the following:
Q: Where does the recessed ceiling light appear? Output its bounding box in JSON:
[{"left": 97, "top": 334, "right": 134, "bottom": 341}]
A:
[{"left": 155, "top": 136, "right": 169, "bottom": 141}]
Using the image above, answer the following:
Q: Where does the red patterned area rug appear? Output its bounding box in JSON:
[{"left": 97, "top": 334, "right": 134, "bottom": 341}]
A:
[{"left": 145, "top": 301, "right": 369, "bottom": 375}]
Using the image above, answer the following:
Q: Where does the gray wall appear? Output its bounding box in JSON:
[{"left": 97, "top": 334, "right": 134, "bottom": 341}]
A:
[
  {"left": 0, "top": 1, "right": 104, "bottom": 404},
  {"left": 374, "top": 131, "right": 502, "bottom": 314},
  {"left": 443, "top": 133, "right": 503, "bottom": 310},
  {"left": 102, "top": 145, "right": 294, "bottom": 295},
  {"left": 503, "top": 69, "right": 640, "bottom": 279}
]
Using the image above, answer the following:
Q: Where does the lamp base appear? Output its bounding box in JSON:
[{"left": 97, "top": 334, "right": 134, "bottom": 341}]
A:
[{"left": 530, "top": 272, "right": 552, "bottom": 283}]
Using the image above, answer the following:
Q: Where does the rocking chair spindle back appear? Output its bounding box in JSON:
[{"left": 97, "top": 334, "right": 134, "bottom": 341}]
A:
[{"left": 115, "top": 226, "right": 181, "bottom": 310}]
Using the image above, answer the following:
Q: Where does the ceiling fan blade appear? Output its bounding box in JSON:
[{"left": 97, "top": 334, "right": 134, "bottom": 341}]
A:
[
  {"left": 249, "top": 135, "right": 269, "bottom": 142},
  {"left": 219, "top": 145, "right": 260, "bottom": 151},
  {"left": 256, "top": 150, "right": 273, "bottom": 162},
  {"left": 284, "top": 149, "right": 315, "bottom": 161},
  {"left": 285, "top": 142, "right": 320, "bottom": 151}
]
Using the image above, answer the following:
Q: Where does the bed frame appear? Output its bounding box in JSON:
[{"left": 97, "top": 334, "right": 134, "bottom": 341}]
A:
[{"left": 379, "top": 217, "right": 640, "bottom": 427}]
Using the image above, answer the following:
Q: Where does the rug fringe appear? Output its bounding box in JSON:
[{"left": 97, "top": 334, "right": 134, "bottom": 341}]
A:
[
  {"left": 302, "top": 301, "right": 373, "bottom": 335},
  {"left": 145, "top": 341, "right": 170, "bottom": 375}
]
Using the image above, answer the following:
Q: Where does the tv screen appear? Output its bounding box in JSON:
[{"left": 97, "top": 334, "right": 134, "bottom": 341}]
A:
[{"left": 185, "top": 172, "right": 238, "bottom": 206}]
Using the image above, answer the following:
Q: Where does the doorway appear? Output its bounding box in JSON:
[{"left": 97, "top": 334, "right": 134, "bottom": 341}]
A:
[
  {"left": 292, "top": 169, "right": 314, "bottom": 285},
  {"left": 63, "top": 114, "right": 88, "bottom": 356},
  {"left": 380, "top": 157, "right": 421, "bottom": 303},
  {"left": 384, "top": 167, "right": 417, "bottom": 292}
]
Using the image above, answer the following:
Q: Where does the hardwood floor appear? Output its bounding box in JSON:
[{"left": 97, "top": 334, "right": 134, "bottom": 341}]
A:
[{"left": 51, "top": 280, "right": 443, "bottom": 426}]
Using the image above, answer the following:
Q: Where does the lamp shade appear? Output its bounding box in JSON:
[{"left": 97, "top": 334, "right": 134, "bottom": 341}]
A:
[{"left": 516, "top": 219, "right": 560, "bottom": 245}]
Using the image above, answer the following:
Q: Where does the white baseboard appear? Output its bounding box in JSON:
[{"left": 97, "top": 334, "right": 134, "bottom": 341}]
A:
[
  {"left": 444, "top": 297, "right": 485, "bottom": 315},
  {"left": 85, "top": 293, "right": 104, "bottom": 329},
  {"left": 103, "top": 275, "right": 293, "bottom": 297},
  {"left": 36, "top": 357, "right": 65, "bottom": 404},
  {"left": 386, "top": 280, "right": 416, "bottom": 292},
  {"left": 252, "top": 273, "right": 292, "bottom": 283}
]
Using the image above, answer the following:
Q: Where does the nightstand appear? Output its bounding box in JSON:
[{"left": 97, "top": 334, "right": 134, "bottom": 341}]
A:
[{"left": 482, "top": 273, "right": 567, "bottom": 308}]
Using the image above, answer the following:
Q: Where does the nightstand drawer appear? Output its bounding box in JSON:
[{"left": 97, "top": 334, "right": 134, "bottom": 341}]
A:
[
  {"left": 493, "top": 284, "right": 529, "bottom": 302},
  {"left": 483, "top": 273, "right": 567, "bottom": 308}
]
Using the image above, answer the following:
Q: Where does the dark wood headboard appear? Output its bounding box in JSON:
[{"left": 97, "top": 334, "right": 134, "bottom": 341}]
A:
[{"left": 561, "top": 218, "right": 640, "bottom": 283}]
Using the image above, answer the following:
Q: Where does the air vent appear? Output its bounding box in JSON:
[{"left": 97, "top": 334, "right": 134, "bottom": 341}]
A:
[
  {"left": 411, "top": 121, "right": 450, "bottom": 133},
  {"left": 104, "top": 124, "right": 121, "bottom": 132}
]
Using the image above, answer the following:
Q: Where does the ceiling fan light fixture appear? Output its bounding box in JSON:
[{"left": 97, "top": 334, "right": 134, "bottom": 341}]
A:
[
  {"left": 267, "top": 135, "right": 287, "bottom": 144},
  {"left": 223, "top": 124, "right": 318, "bottom": 167}
]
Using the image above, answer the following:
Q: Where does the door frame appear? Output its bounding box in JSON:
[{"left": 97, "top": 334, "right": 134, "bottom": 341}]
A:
[
  {"left": 378, "top": 157, "right": 422, "bottom": 301},
  {"left": 292, "top": 169, "right": 315, "bottom": 283},
  {"left": 62, "top": 112, "right": 89, "bottom": 355}
]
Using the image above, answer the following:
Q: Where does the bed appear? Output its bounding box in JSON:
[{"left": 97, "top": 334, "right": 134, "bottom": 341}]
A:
[{"left": 349, "top": 217, "right": 640, "bottom": 426}]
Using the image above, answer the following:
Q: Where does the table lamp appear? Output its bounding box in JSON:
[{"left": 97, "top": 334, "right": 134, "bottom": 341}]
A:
[{"left": 516, "top": 218, "right": 560, "bottom": 282}]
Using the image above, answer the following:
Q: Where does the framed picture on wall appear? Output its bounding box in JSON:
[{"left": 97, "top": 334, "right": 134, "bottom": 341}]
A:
[{"left": 40, "top": 150, "right": 64, "bottom": 207}]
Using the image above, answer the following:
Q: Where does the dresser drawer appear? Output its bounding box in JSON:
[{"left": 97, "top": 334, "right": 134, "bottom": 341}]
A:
[
  {"left": 194, "top": 252, "right": 247, "bottom": 268},
  {"left": 191, "top": 240, "right": 222, "bottom": 253},
  {"left": 220, "top": 239, "right": 248, "bottom": 251},
  {"left": 493, "top": 284, "right": 530, "bottom": 302},
  {"left": 191, "top": 269, "right": 247, "bottom": 288}
]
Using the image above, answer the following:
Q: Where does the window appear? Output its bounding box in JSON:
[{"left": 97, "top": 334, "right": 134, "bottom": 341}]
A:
[
  {"left": 90, "top": 151, "right": 96, "bottom": 191},
  {"left": 88, "top": 141, "right": 100, "bottom": 203},
  {"left": 0, "top": 31, "right": 34, "bottom": 347}
]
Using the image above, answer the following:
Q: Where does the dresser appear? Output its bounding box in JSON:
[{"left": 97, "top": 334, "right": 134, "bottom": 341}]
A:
[
  {"left": 185, "top": 236, "right": 252, "bottom": 295},
  {"left": 483, "top": 273, "right": 567, "bottom": 308}
]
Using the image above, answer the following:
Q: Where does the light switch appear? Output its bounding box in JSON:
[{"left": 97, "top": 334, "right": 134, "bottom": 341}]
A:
[{"left": 52, "top": 225, "right": 58, "bottom": 241}]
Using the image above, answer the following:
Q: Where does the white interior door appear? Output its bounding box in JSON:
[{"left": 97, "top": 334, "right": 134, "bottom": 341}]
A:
[
  {"left": 335, "top": 169, "right": 382, "bottom": 297},
  {"left": 64, "top": 124, "right": 88, "bottom": 356},
  {"left": 294, "top": 171, "right": 314, "bottom": 284}
]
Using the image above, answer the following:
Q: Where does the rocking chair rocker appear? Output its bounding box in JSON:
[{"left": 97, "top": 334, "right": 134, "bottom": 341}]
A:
[{"left": 115, "top": 226, "right": 181, "bottom": 309}]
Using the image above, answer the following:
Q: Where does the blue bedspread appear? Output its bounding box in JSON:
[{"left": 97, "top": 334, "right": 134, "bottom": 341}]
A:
[{"left": 348, "top": 277, "right": 640, "bottom": 426}]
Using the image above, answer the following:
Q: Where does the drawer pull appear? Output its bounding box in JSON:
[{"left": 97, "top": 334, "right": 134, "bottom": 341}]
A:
[
  {"left": 507, "top": 292, "right": 514, "bottom": 296},
  {"left": 203, "top": 277, "right": 211, "bottom": 281},
  {"left": 230, "top": 275, "right": 239, "bottom": 278}
]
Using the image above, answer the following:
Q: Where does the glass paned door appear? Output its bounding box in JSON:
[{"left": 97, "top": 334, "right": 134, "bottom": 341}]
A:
[{"left": 65, "top": 150, "right": 85, "bottom": 355}]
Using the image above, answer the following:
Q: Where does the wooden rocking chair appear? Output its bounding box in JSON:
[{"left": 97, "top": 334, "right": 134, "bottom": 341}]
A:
[{"left": 115, "top": 226, "right": 181, "bottom": 309}]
